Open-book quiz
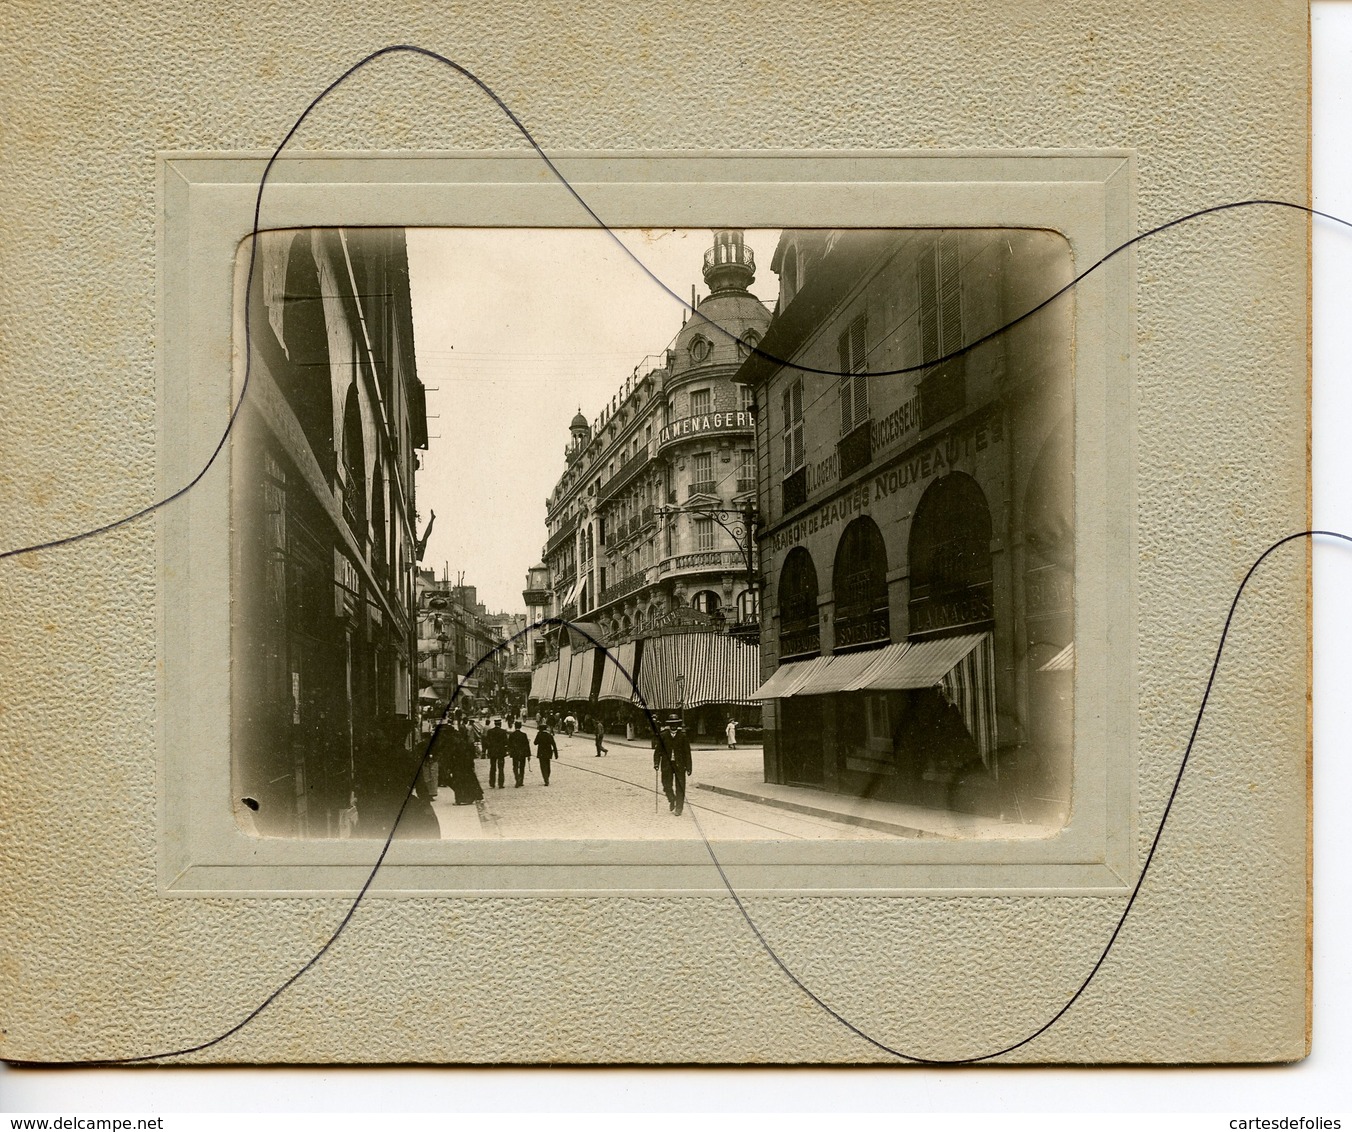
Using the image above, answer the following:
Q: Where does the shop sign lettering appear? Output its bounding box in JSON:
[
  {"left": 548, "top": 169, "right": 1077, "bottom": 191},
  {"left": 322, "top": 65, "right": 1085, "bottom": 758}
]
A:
[
  {"left": 766, "top": 414, "right": 1005, "bottom": 556},
  {"left": 658, "top": 411, "right": 752, "bottom": 446}
]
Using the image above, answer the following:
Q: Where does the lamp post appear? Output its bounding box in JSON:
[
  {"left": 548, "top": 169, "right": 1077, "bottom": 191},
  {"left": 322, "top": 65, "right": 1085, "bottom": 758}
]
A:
[{"left": 656, "top": 502, "right": 761, "bottom": 638}]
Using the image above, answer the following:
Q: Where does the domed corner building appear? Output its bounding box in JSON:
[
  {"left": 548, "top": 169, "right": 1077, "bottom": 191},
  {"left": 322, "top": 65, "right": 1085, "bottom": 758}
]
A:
[{"left": 527, "top": 230, "right": 771, "bottom": 742}]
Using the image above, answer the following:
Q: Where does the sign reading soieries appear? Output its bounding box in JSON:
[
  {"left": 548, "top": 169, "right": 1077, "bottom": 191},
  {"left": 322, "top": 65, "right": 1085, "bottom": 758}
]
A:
[{"left": 765, "top": 412, "right": 1005, "bottom": 555}]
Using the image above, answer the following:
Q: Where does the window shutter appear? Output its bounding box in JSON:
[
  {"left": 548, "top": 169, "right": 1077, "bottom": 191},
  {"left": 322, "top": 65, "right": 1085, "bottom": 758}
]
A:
[
  {"left": 938, "top": 234, "right": 962, "bottom": 356},
  {"left": 918, "top": 246, "right": 939, "bottom": 366}
]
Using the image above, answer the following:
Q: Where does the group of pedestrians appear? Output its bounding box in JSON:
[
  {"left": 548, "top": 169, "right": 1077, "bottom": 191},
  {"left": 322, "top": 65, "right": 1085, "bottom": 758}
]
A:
[
  {"left": 428, "top": 711, "right": 562, "bottom": 804},
  {"left": 425, "top": 707, "right": 701, "bottom": 819}
]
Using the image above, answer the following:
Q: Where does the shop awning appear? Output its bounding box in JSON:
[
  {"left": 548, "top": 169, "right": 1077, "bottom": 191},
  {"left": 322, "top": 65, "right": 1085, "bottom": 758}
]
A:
[
  {"left": 751, "top": 655, "right": 832, "bottom": 700},
  {"left": 793, "top": 647, "right": 890, "bottom": 696},
  {"left": 562, "top": 620, "right": 605, "bottom": 649},
  {"left": 529, "top": 659, "right": 559, "bottom": 702},
  {"left": 633, "top": 632, "right": 762, "bottom": 711},
  {"left": 1039, "top": 641, "right": 1074, "bottom": 672},
  {"left": 597, "top": 640, "right": 639, "bottom": 702},
  {"left": 845, "top": 633, "right": 987, "bottom": 692},
  {"left": 564, "top": 646, "right": 597, "bottom": 700},
  {"left": 680, "top": 634, "right": 761, "bottom": 708}
]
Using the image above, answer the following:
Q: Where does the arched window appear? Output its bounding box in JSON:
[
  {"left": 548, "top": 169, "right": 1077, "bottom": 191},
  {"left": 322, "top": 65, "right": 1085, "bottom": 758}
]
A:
[
  {"left": 277, "top": 232, "right": 334, "bottom": 474},
  {"left": 341, "top": 386, "right": 366, "bottom": 540},
  {"left": 736, "top": 588, "right": 758, "bottom": 623},
  {"left": 777, "top": 547, "right": 820, "bottom": 659},
  {"left": 692, "top": 590, "right": 721, "bottom": 616},
  {"left": 832, "top": 517, "right": 890, "bottom": 650},
  {"left": 908, "top": 473, "right": 994, "bottom": 637}
]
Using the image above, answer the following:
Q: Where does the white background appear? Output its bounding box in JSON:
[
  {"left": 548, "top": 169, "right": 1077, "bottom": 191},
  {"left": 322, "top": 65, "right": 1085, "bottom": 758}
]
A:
[{"left": 3, "top": 6, "right": 1350, "bottom": 1118}]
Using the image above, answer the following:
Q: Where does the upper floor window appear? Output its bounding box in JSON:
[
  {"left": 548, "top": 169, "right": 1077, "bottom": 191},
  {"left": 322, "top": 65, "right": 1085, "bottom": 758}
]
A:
[
  {"left": 782, "top": 378, "right": 805, "bottom": 472},
  {"left": 695, "top": 517, "right": 715, "bottom": 552},
  {"left": 839, "top": 314, "right": 869, "bottom": 436},
  {"left": 690, "top": 388, "right": 712, "bottom": 417},
  {"left": 918, "top": 232, "right": 963, "bottom": 371},
  {"left": 689, "top": 336, "right": 712, "bottom": 364},
  {"left": 739, "top": 448, "right": 755, "bottom": 484},
  {"left": 740, "top": 384, "right": 755, "bottom": 411}
]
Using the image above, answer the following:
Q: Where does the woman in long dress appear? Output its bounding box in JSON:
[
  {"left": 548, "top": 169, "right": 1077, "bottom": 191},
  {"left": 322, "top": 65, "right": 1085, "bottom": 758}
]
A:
[{"left": 447, "top": 720, "right": 484, "bottom": 805}]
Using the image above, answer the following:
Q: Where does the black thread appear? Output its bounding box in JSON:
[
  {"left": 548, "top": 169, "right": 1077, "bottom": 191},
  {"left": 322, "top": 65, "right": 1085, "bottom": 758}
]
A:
[{"left": 1, "top": 44, "right": 1334, "bottom": 1066}]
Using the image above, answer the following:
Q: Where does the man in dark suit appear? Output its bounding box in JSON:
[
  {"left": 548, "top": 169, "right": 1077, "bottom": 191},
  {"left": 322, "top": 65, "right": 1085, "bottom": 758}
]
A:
[
  {"left": 533, "top": 722, "right": 559, "bottom": 786},
  {"left": 507, "top": 720, "right": 532, "bottom": 787},
  {"left": 654, "top": 715, "right": 693, "bottom": 815},
  {"left": 483, "top": 718, "right": 509, "bottom": 789}
]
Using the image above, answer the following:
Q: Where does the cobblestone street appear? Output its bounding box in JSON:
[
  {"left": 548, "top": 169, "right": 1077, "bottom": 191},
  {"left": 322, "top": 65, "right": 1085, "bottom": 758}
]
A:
[{"left": 445, "top": 730, "right": 900, "bottom": 840}]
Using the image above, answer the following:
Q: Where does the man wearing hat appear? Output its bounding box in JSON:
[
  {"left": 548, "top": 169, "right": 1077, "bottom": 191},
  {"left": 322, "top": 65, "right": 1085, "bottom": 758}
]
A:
[
  {"left": 483, "top": 717, "right": 509, "bottom": 790},
  {"left": 654, "top": 715, "right": 693, "bottom": 815},
  {"left": 507, "top": 719, "right": 533, "bottom": 787}
]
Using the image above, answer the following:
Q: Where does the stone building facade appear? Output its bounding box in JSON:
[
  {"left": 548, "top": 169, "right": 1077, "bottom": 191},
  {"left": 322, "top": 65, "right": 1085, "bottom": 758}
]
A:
[
  {"left": 739, "top": 228, "right": 1075, "bottom": 823},
  {"left": 232, "top": 228, "right": 428, "bottom": 838}
]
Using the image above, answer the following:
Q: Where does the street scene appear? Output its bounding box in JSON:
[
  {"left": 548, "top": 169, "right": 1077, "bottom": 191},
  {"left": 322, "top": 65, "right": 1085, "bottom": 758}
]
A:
[{"left": 230, "top": 224, "right": 1074, "bottom": 842}]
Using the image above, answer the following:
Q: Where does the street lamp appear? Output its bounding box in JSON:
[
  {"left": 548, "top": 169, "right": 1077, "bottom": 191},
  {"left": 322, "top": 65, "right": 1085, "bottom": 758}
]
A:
[{"left": 656, "top": 502, "right": 761, "bottom": 639}]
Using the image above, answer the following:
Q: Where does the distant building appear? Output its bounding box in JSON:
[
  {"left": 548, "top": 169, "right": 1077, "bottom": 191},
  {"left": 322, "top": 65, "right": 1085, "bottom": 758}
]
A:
[
  {"left": 415, "top": 572, "right": 517, "bottom": 724},
  {"left": 530, "top": 230, "right": 768, "bottom": 736},
  {"left": 738, "top": 228, "right": 1074, "bottom": 824},
  {"left": 232, "top": 228, "right": 428, "bottom": 838}
]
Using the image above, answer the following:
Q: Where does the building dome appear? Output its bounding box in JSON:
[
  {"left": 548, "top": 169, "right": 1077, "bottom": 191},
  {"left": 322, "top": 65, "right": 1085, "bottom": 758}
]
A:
[
  {"left": 569, "top": 409, "right": 590, "bottom": 432},
  {"left": 671, "top": 289, "right": 772, "bottom": 378}
]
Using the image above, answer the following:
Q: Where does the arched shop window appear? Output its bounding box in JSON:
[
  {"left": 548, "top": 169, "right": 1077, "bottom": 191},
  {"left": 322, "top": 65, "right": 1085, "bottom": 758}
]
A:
[
  {"left": 777, "top": 547, "right": 820, "bottom": 659},
  {"left": 831, "top": 517, "right": 890, "bottom": 650},
  {"left": 908, "top": 472, "right": 993, "bottom": 637}
]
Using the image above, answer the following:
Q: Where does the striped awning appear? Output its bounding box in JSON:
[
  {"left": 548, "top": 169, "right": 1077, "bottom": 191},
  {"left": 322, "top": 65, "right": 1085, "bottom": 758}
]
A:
[
  {"left": 681, "top": 634, "right": 761, "bottom": 708},
  {"left": 529, "top": 659, "right": 559, "bottom": 702},
  {"left": 1039, "top": 641, "right": 1074, "bottom": 672},
  {"left": 794, "top": 647, "right": 889, "bottom": 696},
  {"left": 597, "top": 640, "right": 639, "bottom": 702},
  {"left": 751, "top": 654, "right": 832, "bottom": 700},
  {"left": 564, "top": 646, "right": 597, "bottom": 700},
  {"left": 552, "top": 644, "right": 572, "bottom": 703},
  {"left": 846, "top": 634, "right": 986, "bottom": 692},
  {"left": 637, "top": 633, "right": 762, "bottom": 711}
]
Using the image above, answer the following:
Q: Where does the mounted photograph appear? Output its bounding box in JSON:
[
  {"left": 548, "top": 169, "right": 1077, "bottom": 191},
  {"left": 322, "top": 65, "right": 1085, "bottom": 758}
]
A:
[{"left": 230, "top": 223, "right": 1075, "bottom": 844}]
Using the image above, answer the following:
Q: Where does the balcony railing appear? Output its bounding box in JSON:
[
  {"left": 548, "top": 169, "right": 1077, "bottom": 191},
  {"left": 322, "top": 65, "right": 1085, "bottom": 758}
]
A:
[
  {"left": 688, "top": 480, "right": 718, "bottom": 498},
  {"left": 545, "top": 514, "right": 579, "bottom": 556},
  {"left": 703, "top": 243, "right": 755, "bottom": 275},
  {"left": 598, "top": 446, "right": 651, "bottom": 503},
  {"left": 659, "top": 550, "right": 743, "bottom": 574},
  {"left": 598, "top": 567, "right": 654, "bottom": 607},
  {"left": 837, "top": 422, "right": 874, "bottom": 479}
]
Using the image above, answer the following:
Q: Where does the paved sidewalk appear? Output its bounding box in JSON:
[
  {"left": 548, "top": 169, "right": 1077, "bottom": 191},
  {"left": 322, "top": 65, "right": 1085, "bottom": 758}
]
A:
[
  {"left": 429, "top": 790, "right": 487, "bottom": 839},
  {"left": 585, "top": 730, "right": 1051, "bottom": 840}
]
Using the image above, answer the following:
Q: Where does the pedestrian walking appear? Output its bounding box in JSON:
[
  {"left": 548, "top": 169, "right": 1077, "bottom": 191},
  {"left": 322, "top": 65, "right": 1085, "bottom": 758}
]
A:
[
  {"left": 564, "top": 712, "right": 577, "bottom": 737},
  {"left": 725, "top": 718, "right": 738, "bottom": 750},
  {"left": 534, "top": 722, "right": 559, "bottom": 785},
  {"left": 507, "top": 719, "right": 532, "bottom": 787},
  {"left": 654, "top": 716, "right": 693, "bottom": 815},
  {"left": 593, "top": 718, "right": 608, "bottom": 757},
  {"left": 483, "top": 718, "right": 508, "bottom": 789},
  {"left": 435, "top": 714, "right": 484, "bottom": 806}
]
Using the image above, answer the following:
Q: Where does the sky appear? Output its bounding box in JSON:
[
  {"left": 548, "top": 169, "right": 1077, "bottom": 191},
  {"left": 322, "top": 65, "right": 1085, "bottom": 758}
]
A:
[{"left": 406, "top": 227, "right": 781, "bottom": 613}]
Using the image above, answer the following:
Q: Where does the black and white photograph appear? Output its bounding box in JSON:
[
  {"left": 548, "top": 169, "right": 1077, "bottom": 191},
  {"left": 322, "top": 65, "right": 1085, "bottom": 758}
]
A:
[{"left": 231, "top": 224, "right": 1074, "bottom": 843}]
